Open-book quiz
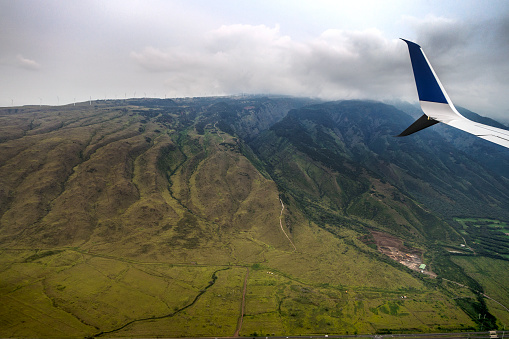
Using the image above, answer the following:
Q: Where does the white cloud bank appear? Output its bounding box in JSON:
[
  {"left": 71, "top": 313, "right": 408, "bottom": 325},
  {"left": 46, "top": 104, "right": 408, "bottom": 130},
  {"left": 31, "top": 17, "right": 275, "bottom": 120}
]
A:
[
  {"left": 131, "top": 25, "right": 411, "bottom": 101},
  {"left": 129, "top": 15, "right": 509, "bottom": 121}
]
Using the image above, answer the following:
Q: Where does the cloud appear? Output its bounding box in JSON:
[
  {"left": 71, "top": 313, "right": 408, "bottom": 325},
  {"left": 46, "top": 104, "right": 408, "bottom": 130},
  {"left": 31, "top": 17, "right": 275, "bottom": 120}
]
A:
[
  {"left": 130, "top": 17, "right": 509, "bottom": 121},
  {"left": 131, "top": 25, "right": 410, "bottom": 100},
  {"left": 404, "top": 15, "right": 470, "bottom": 54},
  {"left": 293, "top": 29, "right": 407, "bottom": 98},
  {"left": 16, "top": 54, "right": 41, "bottom": 71}
]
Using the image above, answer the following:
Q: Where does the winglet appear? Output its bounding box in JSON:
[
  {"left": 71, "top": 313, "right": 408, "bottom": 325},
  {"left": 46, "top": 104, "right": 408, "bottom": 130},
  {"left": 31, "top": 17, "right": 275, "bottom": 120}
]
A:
[
  {"left": 397, "top": 38, "right": 449, "bottom": 136},
  {"left": 397, "top": 39, "right": 509, "bottom": 149},
  {"left": 400, "top": 38, "right": 448, "bottom": 104}
]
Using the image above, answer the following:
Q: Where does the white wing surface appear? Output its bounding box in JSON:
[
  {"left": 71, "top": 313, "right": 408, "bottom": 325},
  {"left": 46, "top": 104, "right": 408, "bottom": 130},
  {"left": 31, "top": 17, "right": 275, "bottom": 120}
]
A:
[{"left": 398, "top": 39, "right": 509, "bottom": 149}]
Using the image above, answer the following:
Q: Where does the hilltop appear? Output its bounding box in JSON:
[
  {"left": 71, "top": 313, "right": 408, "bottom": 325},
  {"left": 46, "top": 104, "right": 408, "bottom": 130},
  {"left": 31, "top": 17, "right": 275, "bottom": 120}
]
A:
[{"left": 0, "top": 97, "right": 508, "bottom": 337}]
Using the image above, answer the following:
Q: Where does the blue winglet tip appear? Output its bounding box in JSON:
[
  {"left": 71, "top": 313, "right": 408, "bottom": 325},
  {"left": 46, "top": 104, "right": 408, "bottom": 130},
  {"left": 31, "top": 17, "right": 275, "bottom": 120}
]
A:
[
  {"left": 400, "top": 38, "right": 421, "bottom": 48},
  {"left": 400, "top": 38, "right": 449, "bottom": 104}
]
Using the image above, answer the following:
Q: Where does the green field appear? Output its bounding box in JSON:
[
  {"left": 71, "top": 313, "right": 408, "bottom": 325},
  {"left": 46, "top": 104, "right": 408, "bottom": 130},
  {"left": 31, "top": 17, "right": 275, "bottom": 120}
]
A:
[
  {"left": 451, "top": 256, "right": 509, "bottom": 328},
  {"left": 0, "top": 248, "right": 478, "bottom": 337},
  {"left": 454, "top": 218, "right": 509, "bottom": 259}
]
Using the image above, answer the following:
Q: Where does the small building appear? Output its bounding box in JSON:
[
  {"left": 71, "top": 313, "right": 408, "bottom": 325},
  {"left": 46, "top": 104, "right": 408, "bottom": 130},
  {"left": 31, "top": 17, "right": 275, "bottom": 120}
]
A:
[{"left": 419, "top": 264, "right": 426, "bottom": 270}]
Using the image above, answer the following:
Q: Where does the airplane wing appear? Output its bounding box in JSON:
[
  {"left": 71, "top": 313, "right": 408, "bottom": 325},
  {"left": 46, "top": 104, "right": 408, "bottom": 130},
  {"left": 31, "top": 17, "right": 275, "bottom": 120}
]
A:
[{"left": 398, "top": 39, "right": 509, "bottom": 149}]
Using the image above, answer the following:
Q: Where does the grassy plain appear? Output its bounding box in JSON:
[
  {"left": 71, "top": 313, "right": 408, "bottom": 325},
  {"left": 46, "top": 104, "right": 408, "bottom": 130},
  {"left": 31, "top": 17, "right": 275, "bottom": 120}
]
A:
[
  {"left": 0, "top": 248, "right": 477, "bottom": 338},
  {"left": 451, "top": 256, "right": 509, "bottom": 327}
]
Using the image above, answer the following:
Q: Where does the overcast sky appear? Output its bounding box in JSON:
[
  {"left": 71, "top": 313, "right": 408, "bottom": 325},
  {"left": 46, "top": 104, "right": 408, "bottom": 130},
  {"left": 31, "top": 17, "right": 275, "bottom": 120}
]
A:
[{"left": 2, "top": 0, "right": 509, "bottom": 121}]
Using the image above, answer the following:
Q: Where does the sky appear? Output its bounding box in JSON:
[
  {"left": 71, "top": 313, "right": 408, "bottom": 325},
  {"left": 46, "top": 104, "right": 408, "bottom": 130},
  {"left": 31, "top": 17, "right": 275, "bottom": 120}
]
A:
[{"left": 2, "top": 0, "right": 509, "bottom": 121}]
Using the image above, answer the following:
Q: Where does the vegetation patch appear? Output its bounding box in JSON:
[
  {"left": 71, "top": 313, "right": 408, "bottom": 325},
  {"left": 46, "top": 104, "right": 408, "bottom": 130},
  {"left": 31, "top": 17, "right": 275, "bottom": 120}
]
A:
[{"left": 454, "top": 218, "right": 509, "bottom": 260}]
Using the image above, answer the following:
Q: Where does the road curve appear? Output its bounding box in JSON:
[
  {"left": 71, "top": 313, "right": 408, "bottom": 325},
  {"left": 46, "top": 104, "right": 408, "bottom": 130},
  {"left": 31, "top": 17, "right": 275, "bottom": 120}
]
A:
[{"left": 279, "top": 198, "right": 297, "bottom": 251}]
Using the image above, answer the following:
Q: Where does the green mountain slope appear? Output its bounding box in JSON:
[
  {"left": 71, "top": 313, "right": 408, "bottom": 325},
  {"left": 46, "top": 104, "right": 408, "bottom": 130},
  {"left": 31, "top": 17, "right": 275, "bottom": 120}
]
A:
[{"left": 0, "top": 97, "right": 507, "bottom": 337}]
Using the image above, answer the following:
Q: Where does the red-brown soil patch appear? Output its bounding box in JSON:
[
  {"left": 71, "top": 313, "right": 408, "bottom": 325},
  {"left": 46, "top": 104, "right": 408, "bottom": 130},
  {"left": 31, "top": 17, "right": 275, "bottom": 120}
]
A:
[{"left": 370, "top": 231, "right": 436, "bottom": 277}]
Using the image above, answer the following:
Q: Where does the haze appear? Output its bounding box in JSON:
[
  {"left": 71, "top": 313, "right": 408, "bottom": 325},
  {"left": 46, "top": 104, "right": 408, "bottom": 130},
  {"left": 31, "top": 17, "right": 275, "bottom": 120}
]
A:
[{"left": 2, "top": 0, "right": 509, "bottom": 121}]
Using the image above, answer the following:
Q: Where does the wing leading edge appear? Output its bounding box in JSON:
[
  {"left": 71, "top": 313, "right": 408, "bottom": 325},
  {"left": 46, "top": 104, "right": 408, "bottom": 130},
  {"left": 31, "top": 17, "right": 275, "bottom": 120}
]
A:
[{"left": 398, "top": 39, "right": 509, "bottom": 149}]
